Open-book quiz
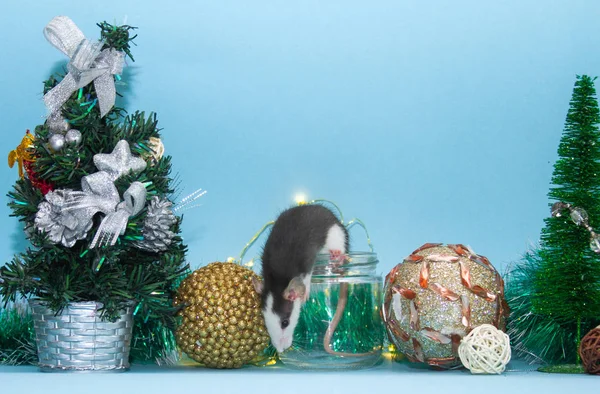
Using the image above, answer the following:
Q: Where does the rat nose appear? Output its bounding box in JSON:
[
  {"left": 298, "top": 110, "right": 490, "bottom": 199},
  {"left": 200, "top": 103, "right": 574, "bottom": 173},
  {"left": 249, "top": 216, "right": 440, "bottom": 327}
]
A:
[
  {"left": 276, "top": 337, "right": 287, "bottom": 351},
  {"left": 277, "top": 336, "right": 293, "bottom": 353}
]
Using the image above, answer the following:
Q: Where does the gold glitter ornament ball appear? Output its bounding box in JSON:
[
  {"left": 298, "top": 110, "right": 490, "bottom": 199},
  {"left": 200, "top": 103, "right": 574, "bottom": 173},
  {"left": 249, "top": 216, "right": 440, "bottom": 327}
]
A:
[
  {"left": 382, "top": 243, "right": 509, "bottom": 369},
  {"left": 173, "top": 262, "right": 270, "bottom": 368}
]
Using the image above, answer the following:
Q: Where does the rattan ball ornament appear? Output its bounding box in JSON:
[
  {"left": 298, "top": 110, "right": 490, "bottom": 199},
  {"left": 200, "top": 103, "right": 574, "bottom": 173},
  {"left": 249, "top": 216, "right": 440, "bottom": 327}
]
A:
[
  {"left": 141, "top": 137, "right": 164, "bottom": 165},
  {"left": 579, "top": 325, "right": 600, "bottom": 375},
  {"left": 382, "top": 243, "right": 509, "bottom": 369},
  {"left": 458, "top": 324, "right": 511, "bottom": 374},
  {"left": 174, "top": 262, "right": 270, "bottom": 369}
]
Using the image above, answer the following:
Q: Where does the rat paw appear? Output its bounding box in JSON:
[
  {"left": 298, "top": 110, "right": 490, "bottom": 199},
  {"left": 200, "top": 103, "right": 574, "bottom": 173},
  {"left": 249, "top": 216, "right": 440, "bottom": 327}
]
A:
[{"left": 329, "top": 250, "right": 347, "bottom": 264}]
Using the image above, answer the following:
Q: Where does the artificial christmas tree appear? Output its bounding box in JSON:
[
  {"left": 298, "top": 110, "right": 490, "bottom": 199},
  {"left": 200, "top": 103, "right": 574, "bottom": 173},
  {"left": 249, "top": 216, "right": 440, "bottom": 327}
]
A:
[
  {"left": 0, "top": 16, "right": 190, "bottom": 370},
  {"left": 507, "top": 75, "right": 600, "bottom": 371}
]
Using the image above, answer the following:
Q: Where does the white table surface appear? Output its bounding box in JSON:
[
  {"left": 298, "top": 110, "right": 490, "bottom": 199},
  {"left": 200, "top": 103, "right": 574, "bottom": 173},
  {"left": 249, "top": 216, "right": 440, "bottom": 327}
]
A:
[{"left": 1, "top": 359, "right": 597, "bottom": 394}]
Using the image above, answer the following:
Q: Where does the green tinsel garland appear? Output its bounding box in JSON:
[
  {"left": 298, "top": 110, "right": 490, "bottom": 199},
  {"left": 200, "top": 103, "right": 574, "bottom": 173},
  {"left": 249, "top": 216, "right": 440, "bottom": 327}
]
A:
[
  {"left": 291, "top": 282, "right": 383, "bottom": 355},
  {"left": 0, "top": 303, "right": 36, "bottom": 365},
  {"left": 505, "top": 248, "right": 596, "bottom": 371},
  {"left": 0, "top": 301, "right": 183, "bottom": 366},
  {"left": 128, "top": 267, "right": 193, "bottom": 365}
]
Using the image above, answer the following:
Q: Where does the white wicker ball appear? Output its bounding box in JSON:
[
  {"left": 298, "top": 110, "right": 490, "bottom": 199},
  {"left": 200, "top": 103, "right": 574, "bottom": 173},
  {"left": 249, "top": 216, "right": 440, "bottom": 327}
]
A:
[{"left": 458, "top": 324, "right": 511, "bottom": 374}]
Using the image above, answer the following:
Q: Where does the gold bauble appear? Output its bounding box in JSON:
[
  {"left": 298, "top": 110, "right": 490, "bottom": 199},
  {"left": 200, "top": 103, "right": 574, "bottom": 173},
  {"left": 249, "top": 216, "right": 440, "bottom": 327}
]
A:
[
  {"left": 174, "top": 262, "right": 270, "bottom": 368},
  {"left": 382, "top": 243, "right": 509, "bottom": 369}
]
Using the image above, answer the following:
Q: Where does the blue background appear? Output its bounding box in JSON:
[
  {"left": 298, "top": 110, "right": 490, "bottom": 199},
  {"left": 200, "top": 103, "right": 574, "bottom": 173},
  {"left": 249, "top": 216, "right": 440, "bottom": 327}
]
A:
[{"left": 2, "top": 0, "right": 600, "bottom": 277}]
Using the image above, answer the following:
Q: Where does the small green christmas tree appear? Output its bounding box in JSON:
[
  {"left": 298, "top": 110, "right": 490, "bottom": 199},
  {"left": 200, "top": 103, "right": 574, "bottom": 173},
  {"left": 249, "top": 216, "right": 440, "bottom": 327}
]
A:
[
  {"left": 0, "top": 17, "right": 191, "bottom": 363},
  {"left": 507, "top": 75, "right": 600, "bottom": 371}
]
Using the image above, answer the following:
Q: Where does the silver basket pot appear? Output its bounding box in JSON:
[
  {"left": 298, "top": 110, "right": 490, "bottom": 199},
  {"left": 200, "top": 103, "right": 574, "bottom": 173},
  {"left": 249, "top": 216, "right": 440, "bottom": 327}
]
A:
[{"left": 29, "top": 300, "right": 135, "bottom": 372}]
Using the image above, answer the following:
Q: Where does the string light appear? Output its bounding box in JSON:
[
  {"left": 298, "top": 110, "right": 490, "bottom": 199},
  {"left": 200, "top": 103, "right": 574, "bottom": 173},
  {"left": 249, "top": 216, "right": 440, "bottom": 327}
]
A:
[
  {"left": 234, "top": 194, "right": 374, "bottom": 266},
  {"left": 294, "top": 193, "right": 307, "bottom": 205},
  {"left": 346, "top": 218, "right": 375, "bottom": 253},
  {"left": 236, "top": 220, "right": 275, "bottom": 266}
]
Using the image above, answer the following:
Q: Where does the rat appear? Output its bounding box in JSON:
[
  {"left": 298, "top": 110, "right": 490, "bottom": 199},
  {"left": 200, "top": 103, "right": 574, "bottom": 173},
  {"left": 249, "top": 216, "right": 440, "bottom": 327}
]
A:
[{"left": 252, "top": 204, "right": 348, "bottom": 353}]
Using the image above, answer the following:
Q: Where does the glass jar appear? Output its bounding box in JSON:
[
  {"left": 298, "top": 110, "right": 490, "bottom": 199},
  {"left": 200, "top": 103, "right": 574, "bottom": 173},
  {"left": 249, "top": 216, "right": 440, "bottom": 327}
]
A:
[{"left": 279, "top": 252, "right": 383, "bottom": 370}]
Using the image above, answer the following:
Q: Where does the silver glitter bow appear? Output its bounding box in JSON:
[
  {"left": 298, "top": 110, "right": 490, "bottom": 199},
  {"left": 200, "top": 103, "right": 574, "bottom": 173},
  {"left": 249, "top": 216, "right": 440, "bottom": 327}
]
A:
[
  {"left": 79, "top": 176, "right": 147, "bottom": 249},
  {"left": 35, "top": 140, "right": 147, "bottom": 248},
  {"left": 43, "top": 16, "right": 125, "bottom": 120}
]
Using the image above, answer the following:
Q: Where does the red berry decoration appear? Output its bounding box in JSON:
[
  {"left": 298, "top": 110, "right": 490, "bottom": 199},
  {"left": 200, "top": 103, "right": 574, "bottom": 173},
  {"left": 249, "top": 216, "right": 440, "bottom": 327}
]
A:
[{"left": 24, "top": 160, "right": 54, "bottom": 195}]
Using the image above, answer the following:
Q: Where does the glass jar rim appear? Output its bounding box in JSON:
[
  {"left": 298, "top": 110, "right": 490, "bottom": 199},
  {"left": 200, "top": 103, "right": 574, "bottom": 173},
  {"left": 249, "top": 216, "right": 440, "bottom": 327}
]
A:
[{"left": 314, "top": 251, "right": 378, "bottom": 267}]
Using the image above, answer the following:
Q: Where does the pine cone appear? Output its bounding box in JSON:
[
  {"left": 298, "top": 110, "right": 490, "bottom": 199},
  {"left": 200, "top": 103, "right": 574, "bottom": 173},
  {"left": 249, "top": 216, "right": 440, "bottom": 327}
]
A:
[
  {"left": 34, "top": 189, "right": 93, "bottom": 247},
  {"left": 134, "top": 196, "right": 177, "bottom": 252}
]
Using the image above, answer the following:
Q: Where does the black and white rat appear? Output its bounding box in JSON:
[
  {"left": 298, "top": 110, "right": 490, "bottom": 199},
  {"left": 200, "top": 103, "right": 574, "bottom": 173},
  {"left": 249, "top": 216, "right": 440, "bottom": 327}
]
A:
[{"left": 252, "top": 204, "right": 348, "bottom": 353}]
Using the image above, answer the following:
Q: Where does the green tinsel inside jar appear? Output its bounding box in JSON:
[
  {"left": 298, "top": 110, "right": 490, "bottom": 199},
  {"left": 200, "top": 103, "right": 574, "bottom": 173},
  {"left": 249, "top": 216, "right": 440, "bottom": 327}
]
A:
[{"left": 279, "top": 252, "right": 383, "bottom": 370}]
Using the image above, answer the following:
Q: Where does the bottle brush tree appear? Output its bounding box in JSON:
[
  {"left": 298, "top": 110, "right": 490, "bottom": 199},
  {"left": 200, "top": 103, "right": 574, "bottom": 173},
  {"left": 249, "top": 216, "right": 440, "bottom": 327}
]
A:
[{"left": 507, "top": 75, "right": 600, "bottom": 371}]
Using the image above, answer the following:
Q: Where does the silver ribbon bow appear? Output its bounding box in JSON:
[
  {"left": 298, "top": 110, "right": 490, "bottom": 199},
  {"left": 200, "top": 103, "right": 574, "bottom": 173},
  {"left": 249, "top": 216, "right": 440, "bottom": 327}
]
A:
[
  {"left": 71, "top": 173, "right": 147, "bottom": 248},
  {"left": 43, "top": 16, "right": 125, "bottom": 119}
]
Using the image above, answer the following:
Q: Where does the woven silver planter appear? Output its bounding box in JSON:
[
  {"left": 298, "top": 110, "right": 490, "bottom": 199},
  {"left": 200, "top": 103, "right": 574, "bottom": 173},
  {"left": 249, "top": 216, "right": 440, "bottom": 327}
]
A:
[{"left": 29, "top": 300, "right": 135, "bottom": 372}]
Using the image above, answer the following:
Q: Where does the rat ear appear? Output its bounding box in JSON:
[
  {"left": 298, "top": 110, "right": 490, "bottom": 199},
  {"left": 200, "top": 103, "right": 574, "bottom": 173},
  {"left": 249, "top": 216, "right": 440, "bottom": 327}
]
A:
[
  {"left": 252, "top": 276, "right": 264, "bottom": 294},
  {"left": 283, "top": 276, "right": 306, "bottom": 301}
]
